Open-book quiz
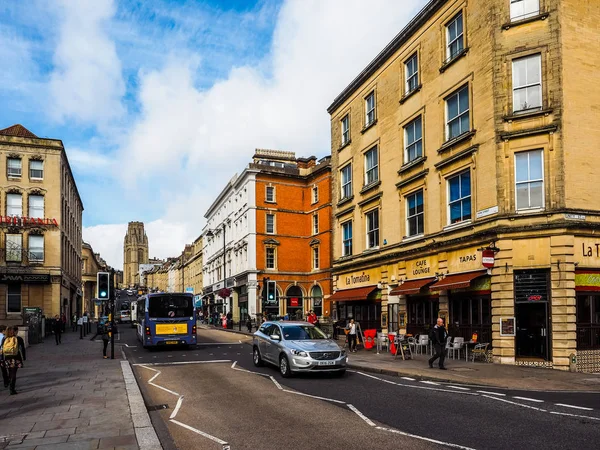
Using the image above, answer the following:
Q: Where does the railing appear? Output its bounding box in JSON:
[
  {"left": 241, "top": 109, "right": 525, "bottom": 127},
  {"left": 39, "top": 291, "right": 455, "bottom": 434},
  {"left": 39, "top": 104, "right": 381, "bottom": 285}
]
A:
[
  {"left": 576, "top": 325, "right": 600, "bottom": 350},
  {"left": 0, "top": 247, "right": 44, "bottom": 264}
]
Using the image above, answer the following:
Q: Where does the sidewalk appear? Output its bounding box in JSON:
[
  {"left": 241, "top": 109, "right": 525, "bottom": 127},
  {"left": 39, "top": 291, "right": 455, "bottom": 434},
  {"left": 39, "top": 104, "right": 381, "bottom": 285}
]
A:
[
  {"left": 200, "top": 323, "right": 600, "bottom": 392},
  {"left": 0, "top": 330, "right": 156, "bottom": 450}
]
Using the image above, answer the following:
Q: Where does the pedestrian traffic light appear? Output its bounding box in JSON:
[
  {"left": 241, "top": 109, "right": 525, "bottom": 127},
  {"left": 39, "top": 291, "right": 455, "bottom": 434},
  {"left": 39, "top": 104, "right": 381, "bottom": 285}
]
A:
[{"left": 97, "top": 272, "right": 110, "bottom": 300}]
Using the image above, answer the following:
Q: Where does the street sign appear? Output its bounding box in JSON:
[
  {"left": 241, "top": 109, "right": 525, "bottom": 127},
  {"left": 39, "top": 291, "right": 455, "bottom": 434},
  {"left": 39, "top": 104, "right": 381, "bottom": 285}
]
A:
[{"left": 482, "top": 249, "right": 495, "bottom": 268}]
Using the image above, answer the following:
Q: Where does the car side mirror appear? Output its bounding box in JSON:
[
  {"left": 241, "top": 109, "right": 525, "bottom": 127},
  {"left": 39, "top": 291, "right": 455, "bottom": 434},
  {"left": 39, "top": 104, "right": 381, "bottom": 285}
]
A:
[{"left": 270, "top": 334, "right": 281, "bottom": 341}]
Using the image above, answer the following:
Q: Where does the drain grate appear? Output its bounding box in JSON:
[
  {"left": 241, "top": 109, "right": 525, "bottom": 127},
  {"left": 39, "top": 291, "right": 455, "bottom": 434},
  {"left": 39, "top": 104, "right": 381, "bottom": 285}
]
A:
[{"left": 147, "top": 404, "right": 169, "bottom": 411}]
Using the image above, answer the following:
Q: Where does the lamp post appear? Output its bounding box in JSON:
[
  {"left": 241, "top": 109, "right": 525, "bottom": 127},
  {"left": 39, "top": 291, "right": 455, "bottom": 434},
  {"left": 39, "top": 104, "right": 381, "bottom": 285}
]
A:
[{"left": 206, "top": 222, "right": 227, "bottom": 315}]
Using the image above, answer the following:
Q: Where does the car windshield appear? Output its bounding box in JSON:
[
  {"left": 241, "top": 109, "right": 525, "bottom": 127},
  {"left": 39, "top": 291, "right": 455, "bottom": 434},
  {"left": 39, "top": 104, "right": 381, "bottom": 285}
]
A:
[
  {"left": 147, "top": 295, "right": 193, "bottom": 318},
  {"left": 282, "top": 325, "right": 327, "bottom": 340}
]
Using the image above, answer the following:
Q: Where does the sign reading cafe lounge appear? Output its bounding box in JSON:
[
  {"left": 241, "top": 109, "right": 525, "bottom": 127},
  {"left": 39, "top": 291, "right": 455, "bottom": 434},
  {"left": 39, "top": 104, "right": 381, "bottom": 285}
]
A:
[{"left": 0, "top": 216, "right": 59, "bottom": 227}]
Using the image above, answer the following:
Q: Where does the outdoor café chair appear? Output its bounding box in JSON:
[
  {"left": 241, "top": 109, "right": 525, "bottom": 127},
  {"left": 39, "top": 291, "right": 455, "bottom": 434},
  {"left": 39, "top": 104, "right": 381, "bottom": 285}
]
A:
[{"left": 471, "top": 343, "right": 490, "bottom": 362}]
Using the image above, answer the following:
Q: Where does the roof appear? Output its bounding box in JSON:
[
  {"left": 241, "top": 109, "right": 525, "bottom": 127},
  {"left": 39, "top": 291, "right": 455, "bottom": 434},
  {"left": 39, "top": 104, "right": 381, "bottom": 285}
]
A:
[
  {"left": 327, "top": 0, "right": 447, "bottom": 114},
  {"left": 0, "top": 124, "right": 38, "bottom": 138}
]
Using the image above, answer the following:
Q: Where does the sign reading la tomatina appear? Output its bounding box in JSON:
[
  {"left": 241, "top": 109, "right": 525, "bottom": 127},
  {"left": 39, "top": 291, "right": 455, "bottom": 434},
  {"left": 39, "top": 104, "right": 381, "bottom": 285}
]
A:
[
  {"left": 582, "top": 242, "right": 600, "bottom": 257},
  {"left": 346, "top": 272, "right": 370, "bottom": 285}
]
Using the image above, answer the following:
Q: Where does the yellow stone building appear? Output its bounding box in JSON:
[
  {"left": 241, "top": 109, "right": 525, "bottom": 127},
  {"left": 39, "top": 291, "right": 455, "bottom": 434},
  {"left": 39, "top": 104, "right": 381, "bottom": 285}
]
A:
[
  {"left": 328, "top": 0, "right": 600, "bottom": 371},
  {"left": 0, "top": 124, "right": 83, "bottom": 325},
  {"left": 81, "top": 242, "right": 108, "bottom": 318}
]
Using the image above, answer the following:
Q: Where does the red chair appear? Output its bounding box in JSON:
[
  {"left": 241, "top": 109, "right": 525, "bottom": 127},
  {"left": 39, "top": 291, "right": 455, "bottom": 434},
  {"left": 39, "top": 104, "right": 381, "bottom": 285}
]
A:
[
  {"left": 363, "top": 329, "right": 377, "bottom": 350},
  {"left": 388, "top": 333, "right": 397, "bottom": 354}
]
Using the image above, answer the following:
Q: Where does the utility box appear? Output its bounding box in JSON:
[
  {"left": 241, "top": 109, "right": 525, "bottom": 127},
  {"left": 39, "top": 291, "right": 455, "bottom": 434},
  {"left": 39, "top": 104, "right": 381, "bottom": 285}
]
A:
[
  {"left": 569, "top": 353, "right": 577, "bottom": 372},
  {"left": 23, "top": 307, "right": 43, "bottom": 345}
]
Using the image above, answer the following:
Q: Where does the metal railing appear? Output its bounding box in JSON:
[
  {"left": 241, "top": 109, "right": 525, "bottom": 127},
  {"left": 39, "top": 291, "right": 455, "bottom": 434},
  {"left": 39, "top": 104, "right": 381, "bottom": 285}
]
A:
[{"left": 576, "top": 325, "right": 600, "bottom": 350}]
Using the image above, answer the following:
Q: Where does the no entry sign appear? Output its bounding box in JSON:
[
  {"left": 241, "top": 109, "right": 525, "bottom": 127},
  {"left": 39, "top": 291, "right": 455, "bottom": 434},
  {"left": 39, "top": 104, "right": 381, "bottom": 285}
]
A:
[{"left": 482, "top": 249, "right": 495, "bottom": 268}]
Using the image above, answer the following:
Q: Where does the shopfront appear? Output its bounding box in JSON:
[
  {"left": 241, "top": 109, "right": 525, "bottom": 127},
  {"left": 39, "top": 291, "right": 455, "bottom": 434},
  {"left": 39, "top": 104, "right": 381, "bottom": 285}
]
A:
[
  {"left": 389, "top": 277, "right": 437, "bottom": 335},
  {"left": 285, "top": 285, "right": 304, "bottom": 319}
]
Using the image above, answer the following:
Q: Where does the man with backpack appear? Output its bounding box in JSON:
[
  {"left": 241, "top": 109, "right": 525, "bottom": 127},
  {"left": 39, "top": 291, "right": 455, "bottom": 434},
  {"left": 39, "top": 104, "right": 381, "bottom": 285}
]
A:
[{"left": 428, "top": 317, "right": 448, "bottom": 370}]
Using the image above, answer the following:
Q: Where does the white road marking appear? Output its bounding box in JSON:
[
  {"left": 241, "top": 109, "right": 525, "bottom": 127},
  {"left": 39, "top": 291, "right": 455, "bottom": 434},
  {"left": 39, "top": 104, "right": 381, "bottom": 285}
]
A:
[
  {"left": 483, "top": 395, "right": 547, "bottom": 412},
  {"left": 133, "top": 360, "right": 231, "bottom": 367},
  {"left": 550, "top": 411, "right": 600, "bottom": 421},
  {"left": 512, "top": 396, "right": 544, "bottom": 403},
  {"left": 401, "top": 377, "right": 415, "bottom": 381},
  {"left": 555, "top": 403, "right": 594, "bottom": 411},
  {"left": 477, "top": 391, "right": 505, "bottom": 396},
  {"left": 376, "top": 426, "right": 476, "bottom": 450},
  {"left": 282, "top": 389, "right": 346, "bottom": 404},
  {"left": 231, "top": 361, "right": 237, "bottom": 369},
  {"left": 270, "top": 376, "right": 283, "bottom": 390},
  {"left": 355, "top": 371, "right": 477, "bottom": 396},
  {"left": 198, "top": 342, "right": 243, "bottom": 346},
  {"left": 170, "top": 396, "right": 184, "bottom": 419},
  {"left": 347, "top": 404, "right": 375, "bottom": 426},
  {"left": 447, "top": 386, "right": 470, "bottom": 391},
  {"left": 420, "top": 381, "right": 440, "bottom": 385},
  {"left": 170, "top": 419, "right": 229, "bottom": 446},
  {"left": 138, "top": 365, "right": 181, "bottom": 397}
]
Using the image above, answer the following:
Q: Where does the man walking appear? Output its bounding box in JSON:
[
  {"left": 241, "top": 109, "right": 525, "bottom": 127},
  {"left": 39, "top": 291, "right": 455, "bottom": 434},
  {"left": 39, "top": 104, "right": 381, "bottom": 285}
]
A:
[
  {"left": 0, "top": 325, "right": 9, "bottom": 388},
  {"left": 428, "top": 318, "right": 448, "bottom": 370}
]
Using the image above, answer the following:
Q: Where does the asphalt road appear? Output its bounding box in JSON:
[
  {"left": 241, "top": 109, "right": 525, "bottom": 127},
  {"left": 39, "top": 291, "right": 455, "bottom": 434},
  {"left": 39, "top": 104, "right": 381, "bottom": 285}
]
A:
[{"left": 120, "top": 325, "right": 600, "bottom": 450}]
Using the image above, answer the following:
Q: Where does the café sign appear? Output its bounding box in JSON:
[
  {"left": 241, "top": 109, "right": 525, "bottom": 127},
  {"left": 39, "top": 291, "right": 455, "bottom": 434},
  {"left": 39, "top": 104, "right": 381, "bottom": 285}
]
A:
[
  {"left": 405, "top": 256, "right": 438, "bottom": 279},
  {"left": 0, "top": 273, "right": 50, "bottom": 284},
  {"left": 339, "top": 267, "right": 384, "bottom": 288},
  {"left": 575, "top": 237, "right": 600, "bottom": 266},
  {"left": 0, "top": 216, "right": 58, "bottom": 227}
]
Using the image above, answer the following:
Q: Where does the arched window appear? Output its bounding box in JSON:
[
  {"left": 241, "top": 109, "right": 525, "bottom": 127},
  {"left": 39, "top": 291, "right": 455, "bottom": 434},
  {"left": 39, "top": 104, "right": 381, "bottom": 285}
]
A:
[
  {"left": 138, "top": 248, "right": 144, "bottom": 263},
  {"left": 286, "top": 285, "right": 303, "bottom": 320},
  {"left": 310, "top": 285, "right": 323, "bottom": 317},
  {"left": 126, "top": 249, "right": 132, "bottom": 263}
]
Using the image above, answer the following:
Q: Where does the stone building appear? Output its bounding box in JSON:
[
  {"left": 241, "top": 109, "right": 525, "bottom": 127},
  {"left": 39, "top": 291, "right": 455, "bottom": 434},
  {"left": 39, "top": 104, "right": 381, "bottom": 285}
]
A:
[
  {"left": 202, "top": 149, "right": 332, "bottom": 322},
  {"left": 123, "top": 221, "right": 148, "bottom": 287},
  {"left": 0, "top": 124, "right": 83, "bottom": 325},
  {"left": 81, "top": 242, "right": 107, "bottom": 318},
  {"left": 327, "top": 0, "right": 600, "bottom": 371}
]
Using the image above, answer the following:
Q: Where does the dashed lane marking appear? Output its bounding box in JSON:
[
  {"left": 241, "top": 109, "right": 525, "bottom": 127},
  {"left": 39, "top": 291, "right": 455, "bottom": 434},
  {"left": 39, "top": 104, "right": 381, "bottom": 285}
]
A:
[
  {"left": 170, "top": 396, "right": 184, "bottom": 419},
  {"left": 555, "top": 403, "right": 594, "bottom": 411},
  {"left": 355, "top": 371, "right": 477, "bottom": 396},
  {"left": 550, "top": 411, "right": 600, "bottom": 421},
  {"left": 376, "top": 427, "right": 476, "bottom": 450},
  {"left": 347, "top": 404, "right": 376, "bottom": 426},
  {"left": 476, "top": 391, "right": 505, "bottom": 396},
  {"left": 482, "top": 395, "right": 547, "bottom": 412},
  {"left": 400, "top": 377, "right": 415, "bottom": 381},
  {"left": 447, "top": 386, "right": 471, "bottom": 391},
  {"left": 420, "top": 381, "right": 440, "bottom": 385},
  {"left": 270, "top": 376, "right": 283, "bottom": 390},
  {"left": 512, "top": 396, "right": 544, "bottom": 403}
]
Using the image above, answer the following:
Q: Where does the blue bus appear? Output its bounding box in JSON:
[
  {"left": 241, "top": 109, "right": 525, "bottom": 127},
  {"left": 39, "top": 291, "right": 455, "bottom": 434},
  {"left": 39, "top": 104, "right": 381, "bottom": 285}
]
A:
[{"left": 136, "top": 292, "right": 197, "bottom": 348}]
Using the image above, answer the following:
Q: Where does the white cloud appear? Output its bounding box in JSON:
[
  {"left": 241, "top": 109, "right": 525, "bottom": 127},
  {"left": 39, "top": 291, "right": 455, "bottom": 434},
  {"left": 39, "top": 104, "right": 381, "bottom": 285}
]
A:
[
  {"left": 83, "top": 0, "right": 427, "bottom": 269},
  {"left": 49, "top": 0, "right": 125, "bottom": 126},
  {"left": 67, "top": 147, "right": 114, "bottom": 173}
]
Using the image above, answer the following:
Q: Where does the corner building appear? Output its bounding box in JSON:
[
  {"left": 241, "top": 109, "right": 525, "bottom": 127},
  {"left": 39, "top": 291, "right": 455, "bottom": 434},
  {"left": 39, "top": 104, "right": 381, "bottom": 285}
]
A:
[
  {"left": 0, "top": 124, "right": 83, "bottom": 325},
  {"left": 328, "top": 0, "right": 600, "bottom": 371}
]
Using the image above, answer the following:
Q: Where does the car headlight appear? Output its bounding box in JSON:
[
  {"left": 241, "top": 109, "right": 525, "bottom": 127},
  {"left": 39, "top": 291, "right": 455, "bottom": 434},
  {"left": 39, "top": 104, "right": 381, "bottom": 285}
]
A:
[
  {"left": 341, "top": 349, "right": 347, "bottom": 356},
  {"left": 291, "top": 349, "right": 308, "bottom": 357}
]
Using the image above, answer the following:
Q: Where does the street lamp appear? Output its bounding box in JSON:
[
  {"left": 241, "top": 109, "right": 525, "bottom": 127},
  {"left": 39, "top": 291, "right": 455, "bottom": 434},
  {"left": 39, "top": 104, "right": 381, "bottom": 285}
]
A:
[{"left": 206, "top": 222, "right": 228, "bottom": 314}]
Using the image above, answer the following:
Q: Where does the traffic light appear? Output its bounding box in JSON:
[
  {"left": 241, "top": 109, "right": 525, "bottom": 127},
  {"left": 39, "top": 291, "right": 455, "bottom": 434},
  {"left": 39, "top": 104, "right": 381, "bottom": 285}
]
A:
[
  {"left": 97, "top": 272, "right": 110, "bottom": 300},
  {"left": 267, "top": 280, "right": 276, "bottom": 303}
]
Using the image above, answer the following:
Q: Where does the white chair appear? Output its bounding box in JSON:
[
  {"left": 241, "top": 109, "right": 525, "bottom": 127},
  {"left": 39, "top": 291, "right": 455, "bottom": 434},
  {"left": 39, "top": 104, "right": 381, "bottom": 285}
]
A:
[
  {"left": 450, "top": 337, "right": 464, "bottom": 359},
  {"left": 376, "top": 332, "right": 388, "bottom": 353},
  {"left": 415, "top": 335, "right": 429, "bottom": 355}
]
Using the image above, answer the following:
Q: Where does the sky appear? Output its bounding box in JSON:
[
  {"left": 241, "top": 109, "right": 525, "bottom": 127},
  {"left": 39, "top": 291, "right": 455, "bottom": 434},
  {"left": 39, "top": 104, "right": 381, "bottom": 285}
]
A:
[{"left": 0, "top": 0, "right": 427, "bottom": 269}]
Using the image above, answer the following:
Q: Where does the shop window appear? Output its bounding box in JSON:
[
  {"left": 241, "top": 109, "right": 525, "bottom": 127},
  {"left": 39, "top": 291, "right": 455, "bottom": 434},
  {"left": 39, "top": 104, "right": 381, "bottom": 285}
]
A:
[
  {"left": 7, "top": 284, "right": 21, "bottom": 313},
  {"left": 388, "top": 304, "right": 399, "bottom": 332},
  {"left": 311, "top": 285, "right": 323, "bottom": 317},
  {"left": 576, "top": 294, "right": 600, "bottom": 349}
]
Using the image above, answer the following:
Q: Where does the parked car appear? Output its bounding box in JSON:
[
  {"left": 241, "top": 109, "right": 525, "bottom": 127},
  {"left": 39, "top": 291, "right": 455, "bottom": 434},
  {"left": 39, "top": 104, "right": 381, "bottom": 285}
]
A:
[{"left": 253, "top": 321, "right": 347, "bottom": 377}]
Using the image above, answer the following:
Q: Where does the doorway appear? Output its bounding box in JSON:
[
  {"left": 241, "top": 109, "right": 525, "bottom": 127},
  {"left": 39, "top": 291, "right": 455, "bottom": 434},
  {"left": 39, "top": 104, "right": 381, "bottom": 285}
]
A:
[{"left": 516, "top": 302, "right": 550, "bottom": 360}]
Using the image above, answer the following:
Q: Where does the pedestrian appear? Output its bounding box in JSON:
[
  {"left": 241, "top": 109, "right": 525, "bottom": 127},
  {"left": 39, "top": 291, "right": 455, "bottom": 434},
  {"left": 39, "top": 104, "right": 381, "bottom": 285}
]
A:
[
  {"left": 0, "top": 327, "right": 25, "bottom": 395},
  {"left": 0, "top": 325, "right": 8, "bottom": 388},
  {"left": 89, "top": 319, "right": 105, "bottom": 341},
  {"left": 71, "top": 313, "right": 77, "bottom": 332},
  {"left": 53, "top": 315, "right": 62, "bottom": 345},
  {"left": 101, "top": 322, "right": 110, "bottom": 359},
  {"left": 60, "top": 313, "right": 67, "bottom": 333},
  {"left": 348, "top": 319, "right": 357, "bottom": 352},
  {"left": 307, "top": 310, "right": 318, "bottom": 326},
  {"left": 12, "top": 327, "right": 26, "bottom": 365},
  {"left": 246, "top": 316, "right": 252, "bottom": 333},
  {"left": 428, "top": 318, "right": 448, "bottom": 370}
]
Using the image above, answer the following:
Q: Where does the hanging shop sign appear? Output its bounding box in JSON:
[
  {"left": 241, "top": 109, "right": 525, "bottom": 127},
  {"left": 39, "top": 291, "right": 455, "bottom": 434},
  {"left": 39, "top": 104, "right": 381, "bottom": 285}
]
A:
[
  {"left": 481, "top": 249, "right": 495, "bottom": 268},
  {"left": 0, "top": 216, "right": 58, "bottom": 227}
]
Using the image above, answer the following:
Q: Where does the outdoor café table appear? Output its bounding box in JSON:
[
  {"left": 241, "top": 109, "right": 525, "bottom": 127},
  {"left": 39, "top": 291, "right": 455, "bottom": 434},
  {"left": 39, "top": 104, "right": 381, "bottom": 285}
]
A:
[{"left": 463, "top": 340, "right": 477, "bottom": 361}]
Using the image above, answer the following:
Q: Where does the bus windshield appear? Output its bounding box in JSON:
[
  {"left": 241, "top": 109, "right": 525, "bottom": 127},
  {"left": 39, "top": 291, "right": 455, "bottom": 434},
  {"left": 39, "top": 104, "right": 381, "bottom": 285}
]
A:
[{"left": 147, "top": 295, "right": 193, "bottom": 318}]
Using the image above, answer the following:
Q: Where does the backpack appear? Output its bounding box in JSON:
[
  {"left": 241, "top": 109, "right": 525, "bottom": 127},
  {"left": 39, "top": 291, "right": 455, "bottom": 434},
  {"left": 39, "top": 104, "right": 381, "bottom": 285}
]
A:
[
  {"left": 2, "top": 337, "right": 18, "bottom": 356},
  {"left": 428, "top": 327, "right": 436, "bottom": 343}
]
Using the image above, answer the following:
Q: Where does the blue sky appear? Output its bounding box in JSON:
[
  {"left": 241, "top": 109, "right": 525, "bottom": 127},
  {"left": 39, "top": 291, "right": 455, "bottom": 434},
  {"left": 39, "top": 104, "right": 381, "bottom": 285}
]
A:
[{"left": 0, "top": 0, "right": 426, "bottom": 268}]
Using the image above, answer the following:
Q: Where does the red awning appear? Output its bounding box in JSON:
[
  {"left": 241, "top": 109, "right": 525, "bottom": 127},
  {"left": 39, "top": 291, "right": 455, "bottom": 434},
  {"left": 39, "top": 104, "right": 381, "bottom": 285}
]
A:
[
  {"left": 329, "top": 286, "right": 378, "bottom": 302},
  {"left": 429, "top": 270, "right": 488, "bottom": 291},
  {"left": 389, "top": 278, "right": 436, "bottom": 296}
]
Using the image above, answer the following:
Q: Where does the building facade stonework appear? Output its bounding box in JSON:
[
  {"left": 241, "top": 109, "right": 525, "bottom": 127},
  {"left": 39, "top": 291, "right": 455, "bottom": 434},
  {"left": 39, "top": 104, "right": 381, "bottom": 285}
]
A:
[
  {"left": 327, "top": 0, "right": 600, "bottom": 371},
  {"left": 123, "top": 221, "right": 149, "bottom": 288},
  {"left": 0, "top": 124, "right": 83, "bottom": 324}
]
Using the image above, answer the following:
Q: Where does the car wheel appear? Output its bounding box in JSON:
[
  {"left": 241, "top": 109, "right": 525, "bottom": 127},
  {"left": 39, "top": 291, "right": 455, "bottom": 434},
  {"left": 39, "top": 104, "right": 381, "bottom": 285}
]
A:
[
  {"left": 279, "top": 354, "right": 292, "bottom": 378},
  {"left": 253, "top": 347, "right": 263, "bottom": 367}
]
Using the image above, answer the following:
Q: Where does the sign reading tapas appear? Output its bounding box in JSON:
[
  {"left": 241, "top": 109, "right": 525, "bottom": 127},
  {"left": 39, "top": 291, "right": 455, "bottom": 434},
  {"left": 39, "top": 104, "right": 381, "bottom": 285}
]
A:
[{"left": 0, "top": 216, "right": 58, "bottom": 227}]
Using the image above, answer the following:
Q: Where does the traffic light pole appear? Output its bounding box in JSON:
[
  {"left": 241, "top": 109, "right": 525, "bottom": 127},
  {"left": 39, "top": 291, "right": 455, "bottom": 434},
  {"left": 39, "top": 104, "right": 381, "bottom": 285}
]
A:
[{"left": 110, "top": 268, "right": 115, "bottom": 360}]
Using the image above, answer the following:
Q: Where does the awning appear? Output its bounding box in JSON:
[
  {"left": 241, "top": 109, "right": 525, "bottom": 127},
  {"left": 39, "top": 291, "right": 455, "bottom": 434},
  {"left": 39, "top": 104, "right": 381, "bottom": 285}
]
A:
[
  {"left": 329, "top": 285, "right": 378, "bottom": 302},
  {"left": 429, "top": 270, "right": 488, "bottom": 291},
  {"left": 389, "top": 278, "right": 436, "bottom": 296}
]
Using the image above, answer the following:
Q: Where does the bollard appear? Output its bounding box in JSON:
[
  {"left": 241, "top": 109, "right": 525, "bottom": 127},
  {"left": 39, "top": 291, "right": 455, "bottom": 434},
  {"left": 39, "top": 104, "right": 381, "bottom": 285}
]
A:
[{"left": 569, "top": 353, "right": 577, "bottom": 372}]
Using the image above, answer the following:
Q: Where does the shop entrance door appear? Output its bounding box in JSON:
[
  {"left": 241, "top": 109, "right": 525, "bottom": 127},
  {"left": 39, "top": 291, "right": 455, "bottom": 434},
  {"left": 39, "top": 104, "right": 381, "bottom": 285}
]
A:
[{"left": 516, "top": 302, "right": 550, "bottom": 360}]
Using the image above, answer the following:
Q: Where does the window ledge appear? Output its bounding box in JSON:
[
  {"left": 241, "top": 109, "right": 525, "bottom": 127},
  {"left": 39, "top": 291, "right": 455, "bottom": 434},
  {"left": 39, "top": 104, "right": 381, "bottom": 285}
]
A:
[
  {"left": 338, "top": 139, "right": 352, "bottom": 151},
  {"left": 503, "top": 108, "right": 553, "bottom": 122},
  {"left": 438, "top": 130, "right": 476, "bottom": 154},
  {"left": 265, "top": 200, "right": 277, "bottom": 204},
  {"left": 337, "top": 196, "right": 354, "bottom": 208},
  {"left": 443, "top": 221, "right": 472, "bottom": 232},
  {"left": 439, "top": 47, "right": 470, "bottom": 73},
  {"left": 402, "top": 234, "right": 425, "bottom": 244},
  {"left": 516, "top": 208, "right": 545, "bottom": 215},
  {"left": 362, "top": 247, "right": 380, "bottom": 255},
  {"left": 361, "top": 119, "right": 378, "bottom": 134},
  {"left": 7, "top": 176, "right": 22, "bottom": 180},
  {"left": 434, "top": 145, "right": 479, "bottom": 170},
  {"left": 360, "top": 180, "right": 381, "bottom": 195},
  {"left": 335, "top": 204, "right": 355, "bottom": 218},
  {"left": 398, "top": 156, "right": 427, "bottom": 175},
  {"left": 358, "top": 192, "right": 383, "bottom": 208},
  {"left": 30, "top": 178, "right": 44, "bottom": 182},
  {"left": 502, "top": 12, "right": 550, "bottom": 30},
  {"left": 399, "top": 85, "right": 422, "bottom": 104}
]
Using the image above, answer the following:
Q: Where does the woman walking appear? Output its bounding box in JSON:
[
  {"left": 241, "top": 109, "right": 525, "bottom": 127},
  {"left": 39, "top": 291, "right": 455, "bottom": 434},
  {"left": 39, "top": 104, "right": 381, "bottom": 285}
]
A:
[
  {"left": 1, "top": 327, "right": 25, "bottom": 395},
  {"left": 348, "top": 319, "right": 357, "bottom": 353},
  {"left": 101, "top": 323, "right": 110, "bottom": 359},
  {"left": 53, "top": 315, "right": 62, "bottom": 345}
]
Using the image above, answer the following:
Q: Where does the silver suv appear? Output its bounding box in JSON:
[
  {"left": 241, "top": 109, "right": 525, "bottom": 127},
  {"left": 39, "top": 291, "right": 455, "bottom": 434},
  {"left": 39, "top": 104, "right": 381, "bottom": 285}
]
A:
[{"left": 253, "top": 321, "right": 347, "bottom": 377}]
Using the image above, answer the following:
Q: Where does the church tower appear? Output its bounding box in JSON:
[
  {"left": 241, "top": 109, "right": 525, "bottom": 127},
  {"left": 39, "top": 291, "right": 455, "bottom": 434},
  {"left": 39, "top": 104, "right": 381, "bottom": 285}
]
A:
[{"left": 123, "top": 222, "right": 149, "bottom": 287}]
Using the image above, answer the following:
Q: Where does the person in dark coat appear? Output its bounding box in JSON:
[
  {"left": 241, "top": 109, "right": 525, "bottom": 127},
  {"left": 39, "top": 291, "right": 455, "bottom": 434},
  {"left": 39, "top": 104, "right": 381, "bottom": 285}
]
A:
[
  {"left": 1, "top": 327, "right": 25, "bottom": 395},
  {"left": 89, "top": 319, "right": 106, "bottom": 341},
  {"left": 0, "top": 325, "right": 8, "bottom": 388},
  {"left": 428, "top": 318, "right": 448, "bottom": 370},
  {"left": 53, "top": 315, "right": 62, "bottom": 345},
  {"left": 102, "top": 322, "right": 111, "bottom": 359}
]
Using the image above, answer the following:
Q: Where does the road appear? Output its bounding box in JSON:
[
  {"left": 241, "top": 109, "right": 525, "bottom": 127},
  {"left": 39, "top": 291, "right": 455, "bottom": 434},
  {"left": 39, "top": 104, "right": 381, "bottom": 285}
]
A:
[{"left": 118, "top": 324, "right": 600, "bottom": 450}]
